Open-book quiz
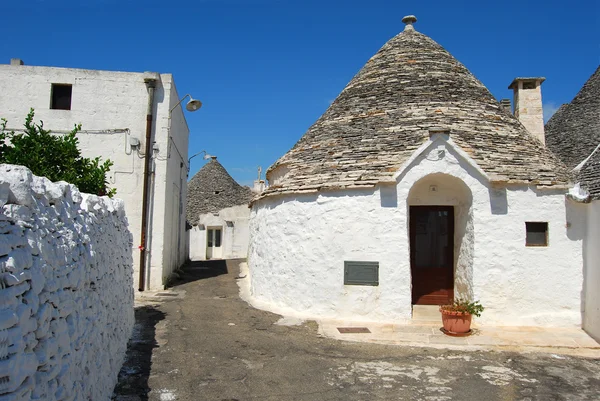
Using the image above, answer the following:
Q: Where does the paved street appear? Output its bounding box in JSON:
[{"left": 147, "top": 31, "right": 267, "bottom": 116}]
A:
[{"left": 113, "top": 259, "right": 600, "bottom": 401}]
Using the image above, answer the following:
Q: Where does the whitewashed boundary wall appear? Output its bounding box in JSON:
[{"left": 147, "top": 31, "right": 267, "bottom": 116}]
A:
[{"left": 0, "top": 164, "right": 134, "bottom": 400}]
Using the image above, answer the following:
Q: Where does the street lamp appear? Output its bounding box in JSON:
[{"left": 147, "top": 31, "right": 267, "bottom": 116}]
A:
[
  {"left": 170, "top": 94, "right": 203, "bottom": 113},
  {"left": 188, "top": 150, "right": 215, "bottom": 173}
]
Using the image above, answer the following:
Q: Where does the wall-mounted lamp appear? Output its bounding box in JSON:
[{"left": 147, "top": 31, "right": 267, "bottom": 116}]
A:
[
  {"left": 187, "top": 150, "right": 216, "bottom": 174},
  {"left": 170, "top": 94, "right": 202, "bottom": 114}
]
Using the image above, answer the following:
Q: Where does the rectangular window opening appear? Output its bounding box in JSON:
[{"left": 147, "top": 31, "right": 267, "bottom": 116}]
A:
[
  {"left": 50, "top": 84, "right": 72, "bottom": 110},
  {"left": 207, "top": 229, "right": 214, "bottom": 247},
  {"left": 526, "top": 222, "right": 548, "bottom": 246},
  {"left": 215, "top": 229, "right": 222, "bottom": 247}
]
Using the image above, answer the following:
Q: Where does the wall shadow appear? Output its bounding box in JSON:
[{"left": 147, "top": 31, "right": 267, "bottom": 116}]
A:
[
  {"left": 112, "top": 306, "right": 166, "bottom": 400},
  {"left": 168, "top": 259, "right": 229, "bottom": 287}
]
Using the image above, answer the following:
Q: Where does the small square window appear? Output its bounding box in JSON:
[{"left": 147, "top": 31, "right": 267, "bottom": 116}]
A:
[
  {"left": 522, "top": 82, "right": 536, "bottom": 90},
  {"left": 526, "top": 222, "right": 548, "bottom": 246},
  {"left": 50, "top": 84, "right": 72, "bottom": 110}
]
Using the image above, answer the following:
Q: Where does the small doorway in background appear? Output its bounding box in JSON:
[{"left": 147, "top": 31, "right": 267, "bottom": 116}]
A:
[{"left": 206, "top": 227, "right": 223, "bottom": 259}]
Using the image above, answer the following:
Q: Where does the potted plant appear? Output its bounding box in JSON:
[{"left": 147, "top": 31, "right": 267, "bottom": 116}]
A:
[{"left": 439, "top": 298, "right": 484, "bottom": 336}]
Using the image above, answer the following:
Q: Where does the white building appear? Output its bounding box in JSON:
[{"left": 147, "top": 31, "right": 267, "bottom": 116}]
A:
[
  {"left": 0, "top": 59, "right": 197, "bottom": 290},
  {"left": 247, "top": 16, "right": 587, "bottom": 328},
  {"left": 545, "top": 66, "right": 600, "bottom": 340},
  {"left": 187, "top": 157, "right": 253, "bottom": 260}
]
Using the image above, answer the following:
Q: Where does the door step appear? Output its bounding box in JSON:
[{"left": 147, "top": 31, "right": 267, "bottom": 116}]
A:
[{"left": 412, "top": 305, "right": 441, "bottom": 323}]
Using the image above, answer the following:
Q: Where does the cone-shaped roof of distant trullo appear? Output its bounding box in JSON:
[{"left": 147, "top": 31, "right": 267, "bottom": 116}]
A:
[
  {"left": 262, "top": 17, "right": 570, "bottom": 199},
  {"left": 187, "top": 158, "right": 252, "bottom": 225},
  {"left": 545, "top": 66, "right": 600, "bottom": 199}
]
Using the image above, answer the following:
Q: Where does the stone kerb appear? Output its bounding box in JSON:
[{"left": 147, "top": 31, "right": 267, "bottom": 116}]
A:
[{"left": 0, "top": 164, "right": 134, "bottom": 400}]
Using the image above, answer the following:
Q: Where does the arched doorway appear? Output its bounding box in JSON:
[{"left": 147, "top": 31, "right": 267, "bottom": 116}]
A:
[{"left": 407, "top": 173, "right": 473, "bottom": 305}]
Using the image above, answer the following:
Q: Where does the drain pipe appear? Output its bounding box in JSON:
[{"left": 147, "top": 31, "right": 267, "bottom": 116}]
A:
[{"left": 139, "top": 74, "right": 158, "bottom": 291}]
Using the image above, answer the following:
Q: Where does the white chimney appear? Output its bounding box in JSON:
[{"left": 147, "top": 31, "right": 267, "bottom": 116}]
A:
[
  {"left": 508, "top": 77, "right": 546, "bottom": 144},
  {"left": 252, "top": 180, "right": 265, "bottom": 194}
]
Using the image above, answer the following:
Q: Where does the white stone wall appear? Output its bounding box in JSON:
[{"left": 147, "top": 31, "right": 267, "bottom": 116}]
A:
[
  {"left": 248, "top": 138, "right": 584, "bottom": 327},
  {"left": 189, "top": 205, "right": 251, "bottom": 261},
  {"left": 0, "top": 165, "right": 134, "bottom": 400},
  {"left": 0, "top": 64, "right": 190, "bottom": 290},
  {"left": 583, "top": 200, "right": 600, "bottom": 341}
]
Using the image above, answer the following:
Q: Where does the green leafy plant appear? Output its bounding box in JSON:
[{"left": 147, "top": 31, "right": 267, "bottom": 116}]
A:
[
  {"left": 440, "top": 298, "right": 484, "bottom": 317},
  {"left": 0, "top": 109, "right": 116, "bottom": 197}
]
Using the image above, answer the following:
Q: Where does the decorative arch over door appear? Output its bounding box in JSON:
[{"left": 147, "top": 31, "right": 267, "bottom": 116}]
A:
[{"left": 407, "top": 173, "right": 474, "bottom": 305}]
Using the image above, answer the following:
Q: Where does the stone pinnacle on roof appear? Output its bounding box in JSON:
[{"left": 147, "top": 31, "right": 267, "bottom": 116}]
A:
[{"left": 401, "top": 15, "right": 417, "bottom": 31}]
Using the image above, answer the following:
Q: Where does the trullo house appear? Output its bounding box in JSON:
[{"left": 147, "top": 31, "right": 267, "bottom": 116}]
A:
[
  {"left": 187, "top": 157, "right": 253, "bottom": 260},
  {"left": 247, "top": 16, "right": 585, "bottom": 327},
  {"left": 544, "top": 66, "right": 600, "bottom": 339}
]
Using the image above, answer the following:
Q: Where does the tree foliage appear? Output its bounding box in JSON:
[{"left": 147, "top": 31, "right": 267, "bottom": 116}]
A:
[{"left": 0, "top": 109, "right": 116, "bottom": 197}]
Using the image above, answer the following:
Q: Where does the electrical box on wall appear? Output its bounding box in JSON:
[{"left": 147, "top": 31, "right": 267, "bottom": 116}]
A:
[{"left": 344, "top": 261, "right": 379, "bottom": 286}]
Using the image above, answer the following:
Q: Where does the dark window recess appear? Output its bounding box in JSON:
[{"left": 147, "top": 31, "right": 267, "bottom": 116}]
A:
[
  {"left": 214, "top": 229, "right": 222, "bottom": 247},
  {"left": 207, "top": 229, "right": 214, "bottom": 247},
  {"left": 522, "top": 82, "right": 536, "bottom": 90},
  {"left": 344, "top": 261, "right": 379, "bottom": 286},
  {"left": 51, "top": 84, "right": 72, "bottom": 110},
  {"left": 526, "top": 222, "right": 548, "bottom": 246}
]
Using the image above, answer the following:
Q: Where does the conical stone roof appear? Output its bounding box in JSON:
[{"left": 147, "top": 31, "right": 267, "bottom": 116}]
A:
[
  {"left": 263, "top": 18, "right": 570, "bottom": 199},
  {"left": 187, "top": 158, "right": 252, "bottom": 226},
  {"left": 545, "top": 66, "right": 600, "bottom": 198}
]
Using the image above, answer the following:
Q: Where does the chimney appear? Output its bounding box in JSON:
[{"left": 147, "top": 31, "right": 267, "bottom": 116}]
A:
[
  {"left": 508, "top": 77, "right": 546, "bottom": 144},
  {"left": 10, "top": 58, "right": 24, "bottom": 66},
  {"left": 499, "top": 99, "right": 512, "bottom": 114},
  {"left": 252, "top": 180, "right": 266, "bottom": 194},
  {"left": 252, "top": 166, "right": 266, "bottom": 194}
]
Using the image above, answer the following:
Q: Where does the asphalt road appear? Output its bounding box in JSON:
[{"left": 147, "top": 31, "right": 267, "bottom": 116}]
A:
[{"left": 113, "top": 259, "right": 600, "bottom": 401}]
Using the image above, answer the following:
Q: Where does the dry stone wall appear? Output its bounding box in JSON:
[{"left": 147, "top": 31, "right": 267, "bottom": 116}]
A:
[{"left": 0, "top": 164, "right": 134, "bottom": 401}]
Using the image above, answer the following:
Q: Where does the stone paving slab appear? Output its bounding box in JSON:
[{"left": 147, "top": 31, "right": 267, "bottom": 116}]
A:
[{"left": 318, "top": 319, "right": 600, "bottom": 358}]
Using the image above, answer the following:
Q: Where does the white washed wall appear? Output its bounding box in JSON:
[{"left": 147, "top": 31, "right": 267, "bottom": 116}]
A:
[
  {"left": 248, "top": 139, "right": 583, "bottom": 327},
  {"left": 583, "top": 200, "right": 600, "bottom": 341},
  {"left": 0, "top": 165, "right": 134, "bottom": 400},
  {"left": 0, "top": 64, "right": 190, "bottom": 291}
]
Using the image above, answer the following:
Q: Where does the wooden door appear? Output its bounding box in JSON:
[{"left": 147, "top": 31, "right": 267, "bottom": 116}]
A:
[{"left": 410, "top": 206, "right": 454, "bottom": 305}]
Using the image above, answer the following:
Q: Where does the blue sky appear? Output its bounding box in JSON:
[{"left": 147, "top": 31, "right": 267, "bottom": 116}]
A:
[{"left": 2, "top": 0, "right": 599, "bottom": 186}]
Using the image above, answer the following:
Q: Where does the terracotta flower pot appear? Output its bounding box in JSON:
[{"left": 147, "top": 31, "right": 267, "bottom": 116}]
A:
[{"left": 440, "top": 309, "right": 472, "bottom": 334}]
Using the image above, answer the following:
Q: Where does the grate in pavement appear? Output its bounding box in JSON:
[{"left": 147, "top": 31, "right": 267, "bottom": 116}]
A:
[{"left": 337, "top": 327, "right": 371, "bottom": 334}]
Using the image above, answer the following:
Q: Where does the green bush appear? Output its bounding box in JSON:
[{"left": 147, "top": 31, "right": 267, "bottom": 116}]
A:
[{"left": 0, "top": 109, "right": 116, "bottom": 197}]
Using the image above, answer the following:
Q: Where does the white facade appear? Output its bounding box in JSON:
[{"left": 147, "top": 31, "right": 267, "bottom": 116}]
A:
[
  {"left": 248, "top": 135, "right": 584, "bottom": 327},
  {"left": 583, "top": 200, "right": 600, "bottom": 341},
  {"left": 0, "top": 165, "right": 134, "bottom": 400},
  {"left": 0, "top": 62, "right": 191, "bottom": 290},
  {"left": 189, "top": 204, "right": 250, "bottom": 260}
]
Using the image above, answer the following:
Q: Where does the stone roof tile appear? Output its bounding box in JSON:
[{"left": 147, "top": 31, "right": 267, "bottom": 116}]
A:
[
  {"left": 260, "top": 22, "right": 571, "bottom": 200},
  {"left": 545, "top": 66, "right": 600, "bottom": 199},
  {"left": 186, "top": 159, "right": 252, "bottom": 225}
]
